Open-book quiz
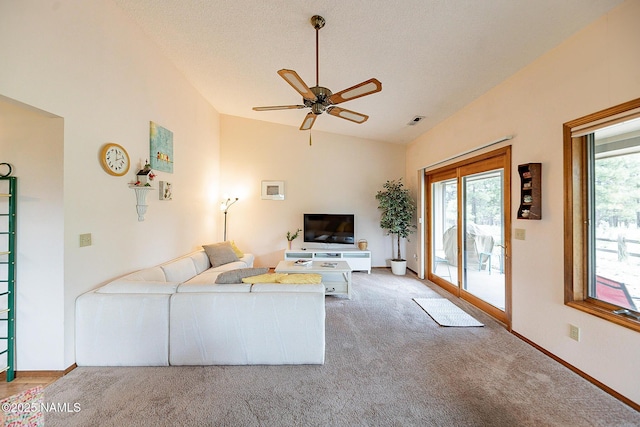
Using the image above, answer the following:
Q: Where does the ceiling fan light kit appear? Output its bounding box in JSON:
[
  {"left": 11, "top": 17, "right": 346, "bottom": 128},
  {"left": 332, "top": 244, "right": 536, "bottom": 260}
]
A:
[{"left": 253, "top": 15, "right": 382, "bottom": 131}]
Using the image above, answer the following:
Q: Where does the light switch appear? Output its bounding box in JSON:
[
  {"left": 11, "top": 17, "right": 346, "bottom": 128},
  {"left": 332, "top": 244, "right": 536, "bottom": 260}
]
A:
[
  {"left": 80, "top": 233, "right": 92, "bottom": 247},
  {"left": 514, "top": 228, "right": 526, "bottom": 240}
]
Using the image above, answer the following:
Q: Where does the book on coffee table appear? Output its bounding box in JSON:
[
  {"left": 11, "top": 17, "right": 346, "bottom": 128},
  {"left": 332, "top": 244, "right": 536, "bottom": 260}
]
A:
[{"left": 321, "top": 262, "right": 338, "bottom": 268}]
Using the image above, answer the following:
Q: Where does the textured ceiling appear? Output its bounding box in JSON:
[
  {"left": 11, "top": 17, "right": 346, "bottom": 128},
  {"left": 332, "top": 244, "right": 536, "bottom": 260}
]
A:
[{"left": 113, "top": 0, "right": 623, "bottom": 144}]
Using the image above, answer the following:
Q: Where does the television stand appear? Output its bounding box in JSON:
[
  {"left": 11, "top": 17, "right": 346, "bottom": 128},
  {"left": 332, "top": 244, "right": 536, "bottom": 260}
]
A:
[{"left": 284, "top": 249, "right": 371, "bottom": 273}]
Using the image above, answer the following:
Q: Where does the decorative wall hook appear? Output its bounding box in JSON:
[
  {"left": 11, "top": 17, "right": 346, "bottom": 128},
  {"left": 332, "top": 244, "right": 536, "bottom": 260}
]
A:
[{"left": 0, "top": 163, "right": 13, "bottom": 177}]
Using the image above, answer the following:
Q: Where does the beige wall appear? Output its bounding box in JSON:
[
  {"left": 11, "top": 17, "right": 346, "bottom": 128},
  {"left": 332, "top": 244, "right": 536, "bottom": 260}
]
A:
[
  {"left": 0, "top": 99, "right": 64, "bottom": 370},
  {"left": 406, "top": 0, "right": 640, "bottom": 404},
  {"left": 0, "top": 0, "right": 220, "bottom": 369},
  {"left": 220, "top": 115, "right": 406, "bottom": 268}
]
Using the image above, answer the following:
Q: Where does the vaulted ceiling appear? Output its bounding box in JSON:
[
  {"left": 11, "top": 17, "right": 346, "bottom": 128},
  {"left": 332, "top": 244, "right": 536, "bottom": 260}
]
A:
[{"left": 113, "top": 0, "right": 623, "bottom": 144}]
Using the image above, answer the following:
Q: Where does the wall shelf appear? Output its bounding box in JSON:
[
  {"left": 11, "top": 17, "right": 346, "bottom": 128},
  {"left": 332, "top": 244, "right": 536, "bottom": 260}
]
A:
[
  {"left": 517, "top": 163, "right": 541, "bottom": 220},
  {"left": 129, "top": 185, "right": 154, "bottom": 221}
]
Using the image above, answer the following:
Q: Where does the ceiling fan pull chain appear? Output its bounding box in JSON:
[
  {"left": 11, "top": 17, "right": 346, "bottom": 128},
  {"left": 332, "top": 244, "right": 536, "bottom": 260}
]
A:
[{"left": 309, "top": 130, "right": 312, "bottom": 146}]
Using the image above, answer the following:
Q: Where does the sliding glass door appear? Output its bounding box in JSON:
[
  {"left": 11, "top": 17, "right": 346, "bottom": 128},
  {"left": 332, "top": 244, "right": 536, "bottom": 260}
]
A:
[
  {"left": 461, "top": 168, "right": 505, "bottom": 311},
  {"left": 426, "top": 147, "right": 511, "bottom": 326},
  {"left": 430, "top": 170, "right": 458, "bottom": 286}
]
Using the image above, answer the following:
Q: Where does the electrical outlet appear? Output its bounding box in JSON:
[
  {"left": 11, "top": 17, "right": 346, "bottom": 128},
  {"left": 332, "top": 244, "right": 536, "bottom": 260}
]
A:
[
  {"left": 569, "top": 324, "right": 580, "bottom": 342},
  {"left": 514, "top": 228, "right": 526, "bottom": 240},
  {"left": 79, "top": 233, "right": 92, "bottom": 247}
]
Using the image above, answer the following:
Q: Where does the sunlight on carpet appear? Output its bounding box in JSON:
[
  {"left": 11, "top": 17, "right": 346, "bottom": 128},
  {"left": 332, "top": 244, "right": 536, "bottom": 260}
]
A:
[{"left": 413, "top": 298, "right": 484, "bottom": 327}]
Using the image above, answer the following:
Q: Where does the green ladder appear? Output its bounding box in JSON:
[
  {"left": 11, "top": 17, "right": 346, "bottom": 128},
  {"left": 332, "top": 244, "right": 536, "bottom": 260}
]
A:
[{"left": 0, "top": 177, "right": 16, "bottom": 382}]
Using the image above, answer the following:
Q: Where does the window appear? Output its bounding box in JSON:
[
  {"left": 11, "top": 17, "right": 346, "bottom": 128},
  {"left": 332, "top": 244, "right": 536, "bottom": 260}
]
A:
[{"left": 564, "top": 98, "right": 640, "bottom": 331}]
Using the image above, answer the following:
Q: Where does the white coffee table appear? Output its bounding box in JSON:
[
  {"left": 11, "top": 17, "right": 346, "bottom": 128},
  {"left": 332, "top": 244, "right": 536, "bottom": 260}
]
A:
[{"left": 275, "top": 260, "right": 353, "bottom": 299}]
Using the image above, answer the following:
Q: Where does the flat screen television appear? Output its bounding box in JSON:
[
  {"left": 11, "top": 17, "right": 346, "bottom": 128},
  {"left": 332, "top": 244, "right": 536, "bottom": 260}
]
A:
[{"left": 303, "top": 214, "right": 355, "bottom": 245}]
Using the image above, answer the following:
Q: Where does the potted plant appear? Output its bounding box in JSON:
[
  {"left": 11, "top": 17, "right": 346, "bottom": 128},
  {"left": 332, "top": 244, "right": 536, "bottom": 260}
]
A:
[
  {"left": 286, "top": 228, "right": 302, "bottom": 250},
  {"left": 376, "top": 178, "right": 416, "bottom": 275}
]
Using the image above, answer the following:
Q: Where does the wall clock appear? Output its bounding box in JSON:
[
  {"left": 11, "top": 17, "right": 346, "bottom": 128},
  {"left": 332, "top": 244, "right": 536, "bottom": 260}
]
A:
[{"left": 100, "top": 143, "right": 130, "bottom": 176}]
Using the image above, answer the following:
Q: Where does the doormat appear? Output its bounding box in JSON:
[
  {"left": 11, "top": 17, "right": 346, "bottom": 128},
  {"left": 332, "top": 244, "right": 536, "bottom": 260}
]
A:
[{"left": 413, "top": 298, "right": 484, "bottom": 327}]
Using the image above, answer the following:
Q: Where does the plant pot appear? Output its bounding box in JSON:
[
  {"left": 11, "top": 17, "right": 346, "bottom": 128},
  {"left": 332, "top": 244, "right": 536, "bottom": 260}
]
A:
[{"left": 390, "top": 260, "right": 407, "bottom": 275}]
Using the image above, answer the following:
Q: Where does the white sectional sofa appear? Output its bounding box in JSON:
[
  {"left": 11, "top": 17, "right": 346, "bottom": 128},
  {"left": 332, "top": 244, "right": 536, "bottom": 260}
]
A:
[{"left": 75, "top": 246, "right": 325, "bottom": 366}]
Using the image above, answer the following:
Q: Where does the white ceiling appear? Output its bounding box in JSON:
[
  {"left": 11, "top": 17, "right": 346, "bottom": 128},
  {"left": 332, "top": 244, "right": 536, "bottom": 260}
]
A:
[{"left": 113, "top": 0, "right": 623, "bottom": 144}]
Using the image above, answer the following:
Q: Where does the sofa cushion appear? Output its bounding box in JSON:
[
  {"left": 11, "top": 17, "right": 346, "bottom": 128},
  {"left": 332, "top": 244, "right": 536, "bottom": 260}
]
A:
[
  {"left": 230, "top": 240, "right": 244, "bottom": 258},
  {"left": 210, "top": 260, "right": 251, "bottom": 272},
  {"left": 183, "top": 269, "right": 222, "bottom": 285},
  {"left": 121, "top": 267, "right": 166, "bottom": 282},
  {"left": 161, "top": 257, "right": 198, "bottom": 283},
  {"left": 96, "top": 280, "right": 180, "bottom": 294},
  {"left": 176, "top": 282, "right": 252, "bottom": 293},
  {"left": 238, "top": 253, "right": 254, "bottom": 268},
  {"left": 277, "top": 273, "right": 323, "bottom": 284},
  {"left": 203, "top": 242, "right": 239, "bottom": 268},
  {"left": 215, "top": 267, "right": 269, "bottom": 284},
  {"left": 180, "top": 269, "right": 252, "bottom": 292},
  {"left": 190, "top": 251, "right": 211, "bottom": 274},
  {"left": 241, "top": 273, "right": 289, "bottom": 284}
]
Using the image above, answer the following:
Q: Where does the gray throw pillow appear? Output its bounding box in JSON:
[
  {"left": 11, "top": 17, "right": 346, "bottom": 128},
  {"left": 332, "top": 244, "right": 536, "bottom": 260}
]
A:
[
  {"left": 203, "top": 242, "right": 240, "bottom": 268},
  {"left": 215, "top": 267, "right": 269, "bottom": 284}
]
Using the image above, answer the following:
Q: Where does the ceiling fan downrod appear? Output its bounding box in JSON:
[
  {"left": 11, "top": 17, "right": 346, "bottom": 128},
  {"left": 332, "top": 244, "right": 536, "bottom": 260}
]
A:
[{"left": 311, "top": 15, "right": 325, "bottom": 87}]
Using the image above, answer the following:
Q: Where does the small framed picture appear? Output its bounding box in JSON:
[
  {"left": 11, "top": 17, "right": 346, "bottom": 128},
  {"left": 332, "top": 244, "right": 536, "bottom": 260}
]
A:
[
  {"left": 159, "top": 181, "right": 172, "bottom": 201},
  {"left": 261, "top": 180, "right": 285, "bottom": 200}
]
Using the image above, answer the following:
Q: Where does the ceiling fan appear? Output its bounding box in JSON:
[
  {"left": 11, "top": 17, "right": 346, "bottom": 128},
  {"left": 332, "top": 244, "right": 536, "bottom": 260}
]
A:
[{"left": 253, "top": 15, "right": 382, "bottom": 131}]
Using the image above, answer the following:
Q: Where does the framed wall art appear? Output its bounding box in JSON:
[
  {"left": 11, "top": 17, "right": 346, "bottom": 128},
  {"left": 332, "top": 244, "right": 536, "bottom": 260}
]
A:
[
  {"left": 159, "top": 181, "right": 172, "bottom": 201},
  {"left": 150, "top": 121, "right": 173, "bottom": 173},
  {"left": 261, "top": 180, "right": 285, "bottom": 200}
]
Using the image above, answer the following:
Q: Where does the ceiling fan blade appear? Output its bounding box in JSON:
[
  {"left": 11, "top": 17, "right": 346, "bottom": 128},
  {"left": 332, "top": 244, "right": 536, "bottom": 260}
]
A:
[
  {"left": 277, "top": 69, "right": 317, "bottom": 101},
  {"left": 300, "top": 113, "right": 317, "bottom": 130},
  {"left": 328, "top": 78, "right": 382, "bottom": 105},
  {"left": 326, "top": 106, "right": 369, "bottom": 124},
  {"left": 253, "top": 105, "right": 306, "bottom": 111}
]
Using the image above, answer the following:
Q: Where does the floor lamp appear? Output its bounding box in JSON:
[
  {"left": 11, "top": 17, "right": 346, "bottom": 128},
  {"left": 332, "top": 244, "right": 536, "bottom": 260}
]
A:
[{"left": 220, "top": 197, "right": 238, "bottom": 241}]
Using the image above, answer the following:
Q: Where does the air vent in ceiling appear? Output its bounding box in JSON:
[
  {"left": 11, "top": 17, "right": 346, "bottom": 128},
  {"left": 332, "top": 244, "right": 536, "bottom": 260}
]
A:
[{"left": 407, "top": 115, "right": 425, "bottom": 126}]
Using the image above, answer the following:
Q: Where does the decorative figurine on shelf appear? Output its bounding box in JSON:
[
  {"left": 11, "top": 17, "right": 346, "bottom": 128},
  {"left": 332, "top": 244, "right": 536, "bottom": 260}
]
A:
[
  {"left": 286, "top": 228, "right": 302, "bottom": 250},
  {"left": 135, "top": 160, "right": 156, "bottom": 186}
]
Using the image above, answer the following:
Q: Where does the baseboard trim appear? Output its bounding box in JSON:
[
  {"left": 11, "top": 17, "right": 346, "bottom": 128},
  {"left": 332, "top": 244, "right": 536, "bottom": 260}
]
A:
[
  {"left": 372, "top": 266, "right": 418, "bottom": 275},
  {"left": 0, "top": 364, "right": 77, "bottom": 381},
  {"left": 511, "top": 330, "right": 639, "bottom": 412}
]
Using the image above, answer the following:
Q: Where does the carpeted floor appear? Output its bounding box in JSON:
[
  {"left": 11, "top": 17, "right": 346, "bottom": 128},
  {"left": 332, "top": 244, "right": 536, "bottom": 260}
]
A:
[{"left": 43, "top": 269, "right": 639, "bottom": 426}]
